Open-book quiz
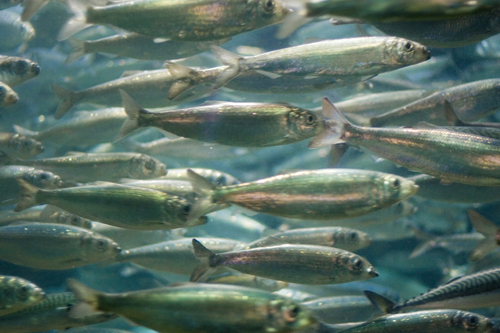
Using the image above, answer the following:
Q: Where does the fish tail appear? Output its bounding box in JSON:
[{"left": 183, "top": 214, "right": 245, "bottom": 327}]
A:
[
  {"left": 52, "top": 84, "right": 80, "bottom": 119},
  {"left": 308, "top": 98, "right": 349, "bottom": 148},
  {"left": 468, "top": 210, "right": 499, "bottom": 261},
  {"left": 14, "top": 179, "right": 41, "bottom": 212},
  {"left": 186, "top": 169, "right": 222, "bottom": 221},
  {"left": 117, "top": 138, "right": 146, "bottom": 153},
  {"left": 116, "top": 90, "right": 146, "bottom": 142},
  {"left": 210, "top": 46, "right": 242, "bottom": 89},
  {"left": 190, "top": 238, "right": 216, "bottom": 282},
  {"left": 443, "top": 100, "right": 466, "bottom": 126},
  {"left": 408, "top": 226, "right": 437, "bottom": 258},
  {"left": 12, "top": 124, "right": 38, "bottom": 137},
  {"left": 165, "top": 62, "right": 198, "bottom": 99},
  {"left": 65, "top": 39, "right": 87, "bottom": 64},
  {"left": 58, "top": 0, "right": 92, "bottom": 41},
  {"left": 21, "top": 0, "right": 50, "bottom": 21},
  {"left": 364, "top": 291, "right": 399, "bottom": 314},
  {"left": 66, "top": 279, "right": 104, "bottom": 318}
]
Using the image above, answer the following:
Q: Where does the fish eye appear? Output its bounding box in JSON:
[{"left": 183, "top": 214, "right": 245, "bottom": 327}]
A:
[
  {"left": 0, "top": 86, "right": 5, "bottom": 96},
  {"left": 182, "top": 204, "right": 192, "bottom": 215},
  {"left": 351, "top": 257, "right": 362, "bottom": 270},
  {"left": 18, "top": 286, "right": 28, "bottom": 297},
  {"left": 23, "top": 140, "right": 33, "bottom": 149},
  {"left": 263, "top": 0, "right": 275, "bottom": 12},
  {"left": 96, "top": 239, "right": 108, "bottom": 250},
  {"left": 15, "top": 60, "right": 28, "bottom": 73},
  {"left": 72, "top": 216, "right": 80, "bottom": 224},
  {"left": 466, "top": 315, "right": 479, "bottom": 328},
  {"left": 391, "top": 178, "right": 400, "bottom": 188},
  {"left": 216, "top": 175, "right": 226, "bottom": 185},
  {"left": 39, "top": 172, "right": 48, "bottom": 180},
  {"left": 350, "top": 232, "right": 358, "bottom": 240},
  {"left": 403, "top": 41, "right": 413, "bottom": 52},
  {"left": 283, "top": 304, "right": 300, "bottom": 323},
  {"left": 144, "top": 160, "right": 154, "bottom": 170},
  {"left": 305, "top": 113, "right": 316, "bottom": 125}
]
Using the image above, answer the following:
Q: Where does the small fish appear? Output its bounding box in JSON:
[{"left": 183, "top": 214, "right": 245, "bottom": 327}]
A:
[
  {"left": 186, "top": 168, "right": 417, "bottom": 221},
  {"left": 0, "top": 222, "right": 121, "bottom": 269},
  {"left": 0, "top": 55, "right": 39, "bottom": 87},
  {"left": 15, "top": 179, "right": 207, "bottom": 230},
  {"left": 191, "top": 239, "right": 378, "bottom": 284},
  {"left": 365, "top": 265, "right": 500, "bottom": 312},
  {"left": 330, "top": 308, "right": 497, "bottom": 333},
  {"left": 13, "top": 108, "right": 127, "bottom": 149},
  {"left": 0, "top": 152, "right": 166, "bottom": 183},
  {"left": 67, "top": 280, "right": 316, "bottom": 333},
  {"left": 0, "top": 82, "right": 18, "bottom": 107},
  {"left": 0, "top": 275, "right": 44, "bottom": 316},
  {"left": 118, "top": 91, "right": 323, "bottom": 147},
  {"left": 65, "top": 34, "right": 230, "bottom": 63},
  {"left": 310, "top": 98, "right": 500, "bottom": 186},
  {"left": 210, "top": 37, "right": 430, "bottom": 88},
  {"left": 0, "top": 133, "right": 43, "bottom": 159},
  {"left": 301, "top": 296, "right": 376, "bottom": 324},
  {"left": 0, "top": 10, "right": 35, "bottom": 51},
  {"left": 0, "top": 292, "right": 116, "bottom": 333},
  {"left": 0, "top": 205, "right": 92, "bottom": 228},
  {"left": 245, "top": 227, "right": 372, "bottom": 252},
  {"left": 205, "top": 274, "right": 288, "bottom": 292},
  {"left": 116, "top": 237, "right": 244, "bottom": 275},
  {"left": 58, "top": 0, "right": 290, "bottom": 42}
]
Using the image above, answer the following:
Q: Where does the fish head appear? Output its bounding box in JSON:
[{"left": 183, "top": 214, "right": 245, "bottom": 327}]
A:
[
  {"left": 386, "top": 37, "right": 430, "bottom": 66},
  {"left": 450, "top": 311, "right": 493, "bottom": 333},
  {"left": 164, "top": 196, "right": 195, "bottom": 226},
  {"left": 344, "top": 254, "right": 378, "bottom": 281},
  {"left": 265, "top": 298, "right": 317, "bottom": 332},
  {"left": 3, "top": 276, "right": 45, "bottom": 308},
  {"left": 256, "top": 0, "right": 291, "bottom": 26},
  {"left": 129, "top": 154, "right": 167, "bottom": 179},
  {"left": 84, "top": 233, "right": 122, "bottom": 260},
  {"left": 380, "top": 175, "right": 419, "bottom": 203},
  {"left": 391, "top": 200, "right": 418, "bottom": 217},
  {"left": 336, "top": 229, "right": 371, "bottom": 250},
  {"left": 9, "top": 58, "right": 40, "bottom": 79},
  {"left": 289, "top": 109, "right": 323, "bottom": 138},
  {"left": 9, "top": 135, "right": 44, "bottom": 158},
  {"left": 23, "top": 169, "right": 62, "bottom": 189},
  {"left": 0, "top": 83, "right": 18, "bottom": 106}
]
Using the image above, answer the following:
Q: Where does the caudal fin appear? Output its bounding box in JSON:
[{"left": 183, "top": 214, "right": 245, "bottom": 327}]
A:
[
  {"left": 14, "top": 179, "right": 41, "bottom": 212},
  {"left": 186, "top": 169, "right": 227, "bottom": 221},
  {"left": 66, "top": 279, "right": 104, "bottom": 318},
  {"left": 308, "top": 98, "right": 349, "bottom": 149},
  {"left": 364, "top": 290, "right": 399, "bottom": 314},
  {"left": 21, "top": 0, "right": 49, "bottom": 21},
  {"left": 409, "top": 226, "right": 437, "bottom": 259},
  {"left": 65, "top": 39, "right": 87, "bottom": 64},
  {"left": 52, "top": 84, "right": 80, "bottom": 119},
  {"left": 444, "top": 100, "right": 466, "bottom": 126},
  {"left": 210, "top": 46, "right": 242, "bottom": 89},
  {"left": 190, "top": 238, "right": 216, "bottom": 282},
  {"left": 58, "top": 0, "right": 93, "bottom": 41},
  {"left": 116, "top": 90, "right": 147, "bottom": 141},
  {"left": 469, "top": 210, "right": 500, "bottom": 261},
  {"left": 165, "top": 62, "right": 200, "bottom": 100},
  {"left": 12, "top": 124, "right": 38, "bottom": 137}
]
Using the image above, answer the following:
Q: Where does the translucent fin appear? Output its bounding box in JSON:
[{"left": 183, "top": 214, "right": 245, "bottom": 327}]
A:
[
  {"left": 52, "top": 84, "right": 79, "bottom": 119},
  {"left": 469, "top": 210, "right": 499, "bottom": 262},
  {"left": 14, "top": 179, "right": 40, "bottom": 212},
  {"left": 12, "top": 124, "right": 38, "bottom": 137},
  {"left": 168, "top": 80, "right": 192, "bottom": 100},
  {"left": 65, "top": 39, "right": 87, "bottom": 65},
  {"left": 58, "top": 0, "right": 92, "bottom": 41},
  {"left": 276, "top": 9, "right": 310, "bottom": 39},
  {"left": 444, "top": 100, "right": 466, "bottom": 126},
  {"left": 21, "top": 0, "right": 49, "bottom": 21},
  {"left": 190, "top": 238, "right": 216, "bottom": 282},
  {"left": 165, "top": 61, "right": 196, "bottom": 79},
  {"left": 210, "top": 46, "right": 242, "bottom": 89},
  {"left": 364, "top": 290, "right": 398, "bottom": 314},
  {"left": 116, "top": 90, "right": 147, "bottom": 141},
  {"left": 186, "top": 169, "right": 220, "bottom": 222},
  {"left": 308, "top": 98, "right": 348, "bottom": 148},
  {"left": 66, "top": 279, "right": 103, "bottom": 318}
]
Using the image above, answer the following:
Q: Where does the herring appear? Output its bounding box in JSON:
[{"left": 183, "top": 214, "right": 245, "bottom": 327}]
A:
[
  {"left": 0, "top": 133, "right": 43, "bottom": 159},
  {"left": 0, "top": 275, "right": 45, "bottom": 316}
]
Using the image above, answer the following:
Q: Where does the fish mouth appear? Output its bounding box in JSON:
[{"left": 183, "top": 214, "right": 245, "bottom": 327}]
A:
[
  {"left": 424, "top": 50, "right": 431, "bottom": 60},
  {"left": 367, "top": 267, "right": 379, "bottom": 277}
]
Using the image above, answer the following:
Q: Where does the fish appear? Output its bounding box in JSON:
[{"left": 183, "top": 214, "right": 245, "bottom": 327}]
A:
[
  {"left": 245, "top": 227, "right": 372, "bottom": 252},
  {"left": 210, "top": 37, "right": 430, "bottom": 88},
  {"left": 0, "top": 275, "right": 45, "bottom": 316},
  {"left": 160, "top": 168, "right": 240, "bottom": 187},
  {"left": 329, "top": 308, "right": 497, "bottom": 333},
  {"left": 118, "top": 90, "right": 324, "bottom": 147},
  {"left": 0, "top": 292, "right": 116, "bottom": 333},
  {"left": 0, "top": 152, "right": 166, "bottom": 183},
  {"left": 301, "top": 296, "right": 376, "bottom": 324},
  {"left": 116, "top": 237, "right": 244, "bottom": 275},
  {"left": 186, "top": 168, "right": 417, "bottom": 221},
  {"left": 15, "top": 179, "right": 207, "bottom": 230},
  {"left": 0, "top": 82, "right": 18, "bottom": 107},
  {"left": 67, "top": 280, "right": 317, "bottom": 333},
  {"left": 58, "top": 0, "right": 290, "bottom": 42},
  {"left": 0, "top": 55, "right": 40, "bottom": 87},
  {"left": 191, "top": 239, "right": 378, "bottom": 284},
  {"left": 0, "top": 205, "right": 92, "bottom": 228},
  {"left": 13, "top": 108, "right": 127, "bottom": 149},
  {"left": 365, "top": 265, "right": 500, "bottom": 312},
  {"left": 310, "top": 98, "right": 500, "bottom": 186},
  {"left": 52, "top": 68, "right": 213, "bottom": 119},
  {"left": 0, "top": 0, "right": 23, "bottom": 11},
  {"left": 65, "top": 34, "right": 230, "bottom": 63},
  {"left": 0, "top": 222, "right": 121, "bottom": 269},
  {"left": 0, "top": 133, "right": 43, "bottom": 159},
  {"left": 0, "top": 10, "right": 35, "bottom": 51}
]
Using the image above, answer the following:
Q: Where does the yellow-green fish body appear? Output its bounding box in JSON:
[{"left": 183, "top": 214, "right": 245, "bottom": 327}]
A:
[{"left": 0, "top": 275, "right": 44, "bottom": 316}]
